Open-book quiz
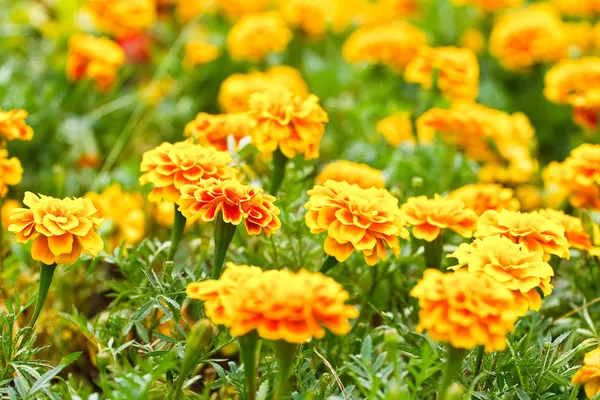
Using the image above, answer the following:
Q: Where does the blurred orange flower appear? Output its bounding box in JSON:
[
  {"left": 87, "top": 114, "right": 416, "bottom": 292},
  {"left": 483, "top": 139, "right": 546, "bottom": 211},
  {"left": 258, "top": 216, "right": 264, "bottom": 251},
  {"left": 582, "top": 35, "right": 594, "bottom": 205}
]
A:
[
  {"left": 67, "top": 34, "right": 125, "bottom": 91},
  {"left": 537, "top": 209, "right": 593, "bottom": 251},
  {"left": 448, "top": 184, "right": 520, "bottom": 216},
  {"left": 227, "top": 12, "right": 292, "bottom": 62},
  {"left": 184, "top": 112, "right": 255, "bottom": 151},
  {"left": 183, "top": 40, "right": 219, "bottom": 69},
  {"left": 452, "top": 0, "right": 522, "bottom": 12},
  {"left": 281, "top": 0, "right": 333, "bottom": 38},
  {"left": 0, "top": 150, "right": 23, "bottom": 197},
  {"left": 1, "top": 200, "right": 19, "bottom": 230},
  {"left": 0, "top": 109, "right": 34, "bottom": 142},
  {"left": 571, "top": 347, "right": 600, "bottom": 399},
  {"left": 86, "top": 0, "right": 156, "bottom": 38},
  {"left": 459, "top": 28, "right": 486, "bottom": 54},
  {"left": 376, "top": 111, "right": 414, "bottom": 146},
  {"left": 315, "top": 161, "right": 385, "bottom": 189}
]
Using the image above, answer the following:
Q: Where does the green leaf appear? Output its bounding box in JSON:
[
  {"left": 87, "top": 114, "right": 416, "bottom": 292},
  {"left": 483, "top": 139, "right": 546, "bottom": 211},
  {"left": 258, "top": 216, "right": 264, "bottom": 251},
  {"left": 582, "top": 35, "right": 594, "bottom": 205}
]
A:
[
  {"left": 28, "top": 352, "right": 81, "bottom": 395},
  {"left": 361, "top": 336, "right": 373, "bottom": 363}
]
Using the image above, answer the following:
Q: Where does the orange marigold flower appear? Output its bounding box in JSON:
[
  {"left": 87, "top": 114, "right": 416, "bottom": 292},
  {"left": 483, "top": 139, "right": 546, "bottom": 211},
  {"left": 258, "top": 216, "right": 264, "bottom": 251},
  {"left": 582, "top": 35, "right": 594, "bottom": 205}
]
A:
[
  {"left": 153, "top": 201, "right": 176, "bottom": 227},
  {"left": 448, "top": 184, "right": 520, "bottom": 216},
  {"left": 281, "top": 0, "right": 333, "bottom": 38},
  {"left": 410, "top": 268, "right": 520, "bottom": 352},
  {"left": 0, "top": 150, "right": 23, "bottom": 198},
  {"left": 218, "top": 67, "right": 309, "bottom": 113},
  {"left": 179, "top": 178, "right": 281, "bottom": 237},
  {"left": 183, "top": 40, "right": 219, "bottom": 69},
  {"left": 176, "top": 0, "right": 216, "bottom": 22},
  {"left": 515, "top": 184, "right": 542, "bottom": 211},
  {"left": 452, "top": 0, "right": 522, "bottom": 12},
  {"left": 404, "top": 46, "right": 480, "bottom": 102},
  {"left": 572, "top": 347, "right": 600, "bottom": 399},
  {"left": 8, "top": 192, "right": 104, "bottom": 265},
  {"left": 342, "top": 22, "right": 427, "bottom": 70},
  {"left": 475, "top": 209, "right": 570, "bottom": 259},
  {"left": 490, "top": 5, "right": 567, "bottom": 70},
  {"left": 459, "top": 28, "right": 486, "bottom": 55},
  {"left": 217, "top": 0, "right": 271, "bottom": 19},
  {"left": 305, "top": 180, "right": 409, "bottom": 266},
  {"left": 564, "top": 22, "right": 595, "bottom": 54},
  {"left": 376, "top": 111, "right": 415, "bottom": 146},
  {"left": 315, "top": 161, "right": 385, "bottom": 189},
  {"left": 86, "top": 0, "right": 156, "bottom": 38},
  {"left": 537, "top": 209, "right": 593, "bottom": 251},
  {"left": 551, "top": 0, "right": 600, "bottom": 17},
  {"left": 0, "top": 109, "right": 34, "bottom": 142},
  {"left": 400, "top": 195, "right": 478, "bottom": 242},
  {"left": 67, "top": 33, "right": 125, "bottom": 91},
  {"left": 227, "top": 12, "right": 292, "bottom": 62},
  {"left": 449, "top": 236, "right": 554, "bottom": 315},
  {"left": 1, "top": 200, "right": 19, "bottom": 230},
  {"left": 184, "top": 112, "right": 255, "bottom": 151},
  {"left": 248, "top": 88, "right": 328, "bottom": 160},
  {"left": 139, "top": 141, "right": 234, "bottom": 203}
]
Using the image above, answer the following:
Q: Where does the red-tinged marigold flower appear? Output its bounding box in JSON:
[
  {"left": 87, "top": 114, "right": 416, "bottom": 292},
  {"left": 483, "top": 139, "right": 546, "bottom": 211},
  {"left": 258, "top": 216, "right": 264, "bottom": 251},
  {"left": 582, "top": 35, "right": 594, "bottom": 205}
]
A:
[
  {"left": 0, "top": 109, "right": 34, "bottom": 142},
  {"left": 315, "top": 160, "right": 385, "bottom": 189},
  {"left": 178, "top": 178, "right": 281, "bottom": 237},
  {"left": 116, "top": 33, "right": 151, "bottom": 63},
  {"left": 475, "top": 209, "right": 570, "bottom": 259},
  {"left": 0, "top": 150, "right": 23, "bottom": 198},
  {"left": 448, "top": 184, "right": 520, "bottom": 216},
  {"left": 537, "top": 209, "right": 593, "bottom": 251},
  {"left": 399, "top": 195, "right": 478, "bottom": 241},
  {"left": 8, "top": 192, "right": 104, "bottom": 265},
  {"left": 67, "top": 33, "right": 125, "bottom": 91},
  {"left": 449, "top": 235, "right": 554, "bottom": 315},
  {"left": 248, "top": 88, "right": 328, "bottom": 160},
  {"left": 404, "top": 46, "right": 480, "bottom": 102},
  {"left": 305, "top": 180, "right": 409, "bottom": 266},
  {"left": 139, "top": 141, "right": 234, "bottom": 203},
  {"left": 410, "top": 268, "right": 520, "bottom": 352},
  {"left": 572, "top": 347, "right": 600, "bottom": 399},
  {"left": 86, "top": 0, "right": 157, "bottom": 38},
  {"left": 227, "top": 12, "right": 292, "bottom": 62},
  {"left": 184, "top": 112, "right": 255, "bottom": 151}
]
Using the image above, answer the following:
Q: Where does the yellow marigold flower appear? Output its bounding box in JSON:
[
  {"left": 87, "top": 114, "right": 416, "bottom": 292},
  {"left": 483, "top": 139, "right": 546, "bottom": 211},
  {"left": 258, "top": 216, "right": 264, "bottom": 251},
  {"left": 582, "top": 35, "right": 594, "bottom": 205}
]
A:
[
  {"left": 86, "top": 0, "right": 156, "bottom": 38},
  {"left": 0, "top": 150, "right": 23, "bottom": 198},
  {"left": 452, "top": 0, "right": 522, "bottom": 12},
  {"left": 537, "top": 209, "right": 593, "bottom": 251},
  {"left": 153, "top": 201, "right": 176, "bottom": 227},
  {"left": 139, "top": 141, "right": 234, "bottom": 203},
  {"left": 543, "top": 160, "right": 600, "bottom": 210},
  {"left": 315, "top": 161, "right": 385, "bottom": 189},
  {"left": 281, "top": 0, "right": 333, "bottom": 38},
  {"left": 448, "top": 184, "right": 520, "bottom": 216},
  {"left": 410, "top": 268, "right": 520, "bottom": 352},
  {"left": 0, "top": 109, "right": 34, "bottom": 142},
  {"left": 183, "top": 40, "right": 219, "bottom": 69},
  {"left": 564, "top": 144, "right": 600, "bottom": 188},
  {"left": 227, "top": 12, "right": 292, "bottom": 62},
  {"left": 475, "top": 209, "right": 569, "bottom": 259},
  {"left": 184, "top": 112, "right": 255, "bottom": 151},
  {"left": 176, "top": 0, "right": 216, "bottom": 22},
  {"left": 449, "top": 236, "right": 554, "bottom": 314},
  {"left": 139, "top": 78, "right": 175, "bottom": 106},
  {"left": 551, "top": 0, "right": 600, "bottom": 17},
  {"left": 1, "top": 200, "right": 19, "bottom": 230},
  {"left": 66, "top": 34, "right": 125, "bottom": 92},
  {"left": 8, "top": 192, "right": 104, "bottom": 265},
  {"left": 572, "top": 347, "right": 600, "bottom": 399},
  {"left": 376, "top": 112, "right": 415, "bottom": 146},
  {"left": 459, "top": 28, "right": 486, "bottom": 55},
  {"left": 490, "top": 5, "right": 567, "bottom": 70},
  {"left": 564, "top": 22, "right": 594, "bottom": 55},
  {"left": 248, "top": 88, "right": 328, "bottom": 160},
  {"left": 515, "top": 184, "right": 542, "bottom": 211},
  {"left": 404, "top": 46, "right": 480, "bottom": 102},
  {"left": 179, "top": 178, "right": 281, "bottom": 237},
  {"left": 342, "top": 22, "right": 427, "bottom": 70},
  {"left": 305, "top": 180, "right": 409, "bottom": 265},
  {"left": 399, "top": 195, "right": 478, "bottom": 242},
  {"left": 355, "top": 0, "right": 421, "bottom": 27},
  {"left": 218, "top": 67, "right": 309, "bottom": 113},
  {"left": 217, "top": 0, "right": 271, "bottom": 19}
]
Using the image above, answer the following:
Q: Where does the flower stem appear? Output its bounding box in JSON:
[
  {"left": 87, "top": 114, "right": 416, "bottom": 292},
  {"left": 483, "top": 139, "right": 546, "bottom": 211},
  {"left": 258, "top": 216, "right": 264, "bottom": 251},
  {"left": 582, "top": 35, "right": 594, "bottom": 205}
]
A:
[
  {"left": 212, "top": 216, "right": 237, "bottom": 278},
  {"left": 271, "top": 148, "right": 288, "bottom": 195},
  {"left": 0, "top": 198, "right": 5, "bottom": 299},
  {"left": 29, "top": 263, "right": 57, "bottom": 327},
  {"left": 320, "top": 255, "right": 339, "bottom": 274},
  {"left": 439, "top": 346, "right": 466, "bottom": 400},
  {"left": 473, "top": 345, "right": 484, "bottom": 377},
  {"left": 274, "top": 340, "right": 298, "bottom": 400},
  {"left": 238, "top": 331, "right": 260, "bottom": 400},
  {"left": 424, "top": 234, "right": 444, "bottom": 270},
  {"left": 168, "top": 204, "right": 186, "bottom": 262}
]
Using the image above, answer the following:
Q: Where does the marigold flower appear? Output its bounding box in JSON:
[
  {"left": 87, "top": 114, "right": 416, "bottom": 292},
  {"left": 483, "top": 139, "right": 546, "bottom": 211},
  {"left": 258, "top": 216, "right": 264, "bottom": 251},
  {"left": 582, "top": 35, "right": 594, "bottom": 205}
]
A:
[
  {"left": 342, "top": 22, "right": 427, "bottom": 70},
  {"left": 475, "top": 209, "right": 569, "bottom": 259},
  {"left": 184, "top": 112, "right": 255, "bottom": 151},
  {"left": 217, "top": 0, "right": 271, "bottom": 19},
  {"left": 0, "top": 109, "right": 34, "bottom": 142},
  {"left": 551, "top": 0, "right": 600, "bottom": 17},
  {"left": 153, "top": 201, "right": 176, "bottom": 227},
  {"left": 218, "top": 67, "right": 309, "bottom": 113},
  {"left": 490, "top": 5, "right": 567, "bottom": 70},
  {"left": 537, "top": 209, "right": 593, "bottom": 251},
  {"left": 404, "top": 46, "right": 480, "bottom": 102},
  {"left": 315, "top": 161, "right": 385, "bottom": 189},
  {"left": 375, "top": 112, "right": 414, "bottom": 146},
  {"left": 448, "top": 184, "right": 520, "bottom": 216},
  {"left": 305, "top": 180, "right": 409, "bottom": 266},
  {"left": 1, "top": 200, "right": 19, "bottom": 230},
  {"left": 183, "top": 40, "right": 219, "bottom": 69},
  {"left": 179, "top": 178, "right": 281, "bottom": 237},
  {"left": 452, "top": 0, "right": 522, "bottom": 12},
  {"left": 0, "top": 150, "right": 23, "bottom": 198},
  {"left": 176, "top": 0, "right": 216, "bottom": 22},
  {"left": 67, "top": 34, "right": 125, "bottom": 91},
  {"left": 281, "top": 0, "right": 333, "bottom": 37},
  {"left": 449, "top": 236, "right": 554, "bottom": 315},
  {"left": 248, "top": 88, "right": 328, "bottom": 160},
  {"left": 410, "top": 269, "right": 520, "bottom": 352},
  {"left": 8, "top": 192, "right": 104, "bottom": 265},
  {"left": 459, "top": 28, "right": 486, "bottom": 54},
  {"left": 515, "top": 184, "right": 542, "bottom": 211},
  {"left": 400, "top": 195, "right": 478, "bottom": 242},
  {"left": 227, "top": 12, "right": 292, "bottom": 62},
  {"left": 572, "top": 347, "right": 600, "bottom": 399},
  {"left": 564, "top": 22, "right": 595, "bottom": 54},
  {"left": 139, "top": 141, "right": 234, "bottom": 203},
  {"left": 86, "top": 0, "right": 156, "bottom": 38}
]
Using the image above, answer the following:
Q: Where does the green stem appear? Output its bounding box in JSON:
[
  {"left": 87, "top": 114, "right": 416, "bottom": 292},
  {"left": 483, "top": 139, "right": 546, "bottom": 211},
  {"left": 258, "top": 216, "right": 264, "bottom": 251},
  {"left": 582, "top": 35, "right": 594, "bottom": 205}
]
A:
[
  {"left": 29, "top": 263, "right": 57, "bottom": 327},
  {"left": 320, "top": 255, "right": 339, "bottom": 274},
  {"left": 274, "top": 341, "right": 299, "bottom": 400},
  {"left": 439, "top": 346, "right": 466, "bottom": 400},
  {"left": 271, "top": 148, "right": 288, "bottom": 195},
  {"left": 167, "top": 205, "right": 186, "bottom": 262},
  {"left": 424, "top": 234, "right": 444, "bottom": 270},
  {"left": 173, "top": 320, "right": 214, "bottom": 400},
  {"left": 212, "top": 216, "right": 237, "bottom": 278},
  {"left": 238, "top": 331, "right": 260, "bottom": 400},
  {"left": 473, "top": 346, "right": 484, "bottom": 377}
]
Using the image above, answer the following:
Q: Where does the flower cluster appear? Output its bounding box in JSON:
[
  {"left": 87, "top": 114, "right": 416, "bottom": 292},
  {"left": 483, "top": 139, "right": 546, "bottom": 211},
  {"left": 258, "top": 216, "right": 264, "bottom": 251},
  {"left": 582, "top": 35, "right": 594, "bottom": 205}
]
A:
[
  {"left": 227, "top": 12, "right": 292, "bottom": 61},
  {"left": 86, "top": 0, "right": 156, "bottom": 38},
  {"left": 305, "top": 180, "right": 408, "bottom": 265},
  {"left": 0, "top": 149, "right": 23, "bottom": 198},
  {"left": 0, "top": 109, "right": 34, "bottom": 142},
  {"left": 187, "top": 264, "right": 358, "bottom": 343},
  {"left": 315, "top": 161, "right": 385, "bottom": 189},
  {"left": 448, "top": 184, "right": 520, "bottom": 216},
  {"left": 376, "top": 112, "right": 414, "bottom": 146},
  {"left": 184, "top": 112, "right": 256, "bottom": 151},
  {"left": 572, "top": 348, "right": 600, "bottom": 399},
  {"left": 410, "top": 269, "right": 520, "bottom": 352},
  {"left": 8, "top": 192, "right": 104, "bottom": 265}
]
